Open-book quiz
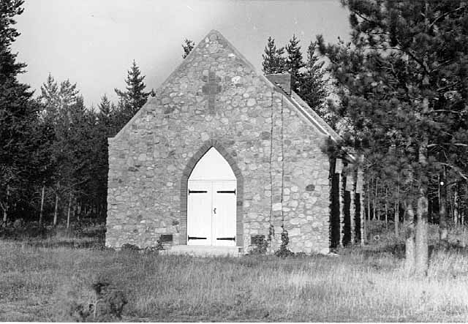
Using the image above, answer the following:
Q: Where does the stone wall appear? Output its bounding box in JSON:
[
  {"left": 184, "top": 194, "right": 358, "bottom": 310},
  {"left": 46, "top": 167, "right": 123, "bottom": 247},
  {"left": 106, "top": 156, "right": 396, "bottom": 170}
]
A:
[{"left": 106, "top": 30, "right": 331, "bottom": 254}]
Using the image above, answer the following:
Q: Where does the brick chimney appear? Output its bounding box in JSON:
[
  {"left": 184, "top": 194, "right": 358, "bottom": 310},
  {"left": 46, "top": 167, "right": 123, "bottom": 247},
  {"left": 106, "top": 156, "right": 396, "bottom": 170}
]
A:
[{"left": 266, "top": 73, "right": 292, "bottom": 95}]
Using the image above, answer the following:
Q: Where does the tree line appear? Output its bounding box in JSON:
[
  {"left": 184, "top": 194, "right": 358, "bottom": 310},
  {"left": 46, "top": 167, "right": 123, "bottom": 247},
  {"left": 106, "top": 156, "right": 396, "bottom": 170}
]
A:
[{"left": 0, "top": 0, "right": 152, "bottom": 227}]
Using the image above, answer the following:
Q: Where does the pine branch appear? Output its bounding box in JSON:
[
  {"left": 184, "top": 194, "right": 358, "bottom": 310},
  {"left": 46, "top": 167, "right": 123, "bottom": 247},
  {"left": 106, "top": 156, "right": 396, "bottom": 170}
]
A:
[
  {"left": 425, "top": 109, "right": 464, "bottom": 115},
  {"left": 428, "top": 143, "right": 468, "bottom": 148},
  {"left": 440, "top": 162, "right": 468, "bottom": 181},
  {"left": 428, "top": 5, "right": 465, "bottom": 30}
]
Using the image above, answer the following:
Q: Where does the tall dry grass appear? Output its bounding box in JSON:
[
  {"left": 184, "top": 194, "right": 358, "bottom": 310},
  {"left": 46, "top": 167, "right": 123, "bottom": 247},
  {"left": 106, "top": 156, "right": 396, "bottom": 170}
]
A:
[
  {"left": 1, "top": 221, "right": 468, "bottom": 321},
  {"left": 1, "top": 244, "right": 468, "bottom": 321}
]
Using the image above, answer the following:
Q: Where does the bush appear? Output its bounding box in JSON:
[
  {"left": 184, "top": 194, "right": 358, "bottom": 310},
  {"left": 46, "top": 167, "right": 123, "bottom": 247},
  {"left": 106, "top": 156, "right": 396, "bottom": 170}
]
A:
[
  {"left": 249, "top": 235, "right": 268, "bottom": 255},
  {"left": 52, "top": 275, "right": 128, "bottom": 322},
  {"left": 274, "top": 226, "right": 294, "bottom": 258},
  {"left": 92, "top": 280, "right": 128, "bottom": 320},
  {"left": 120, "top": 243, "right": 140, "bottom": 252}
]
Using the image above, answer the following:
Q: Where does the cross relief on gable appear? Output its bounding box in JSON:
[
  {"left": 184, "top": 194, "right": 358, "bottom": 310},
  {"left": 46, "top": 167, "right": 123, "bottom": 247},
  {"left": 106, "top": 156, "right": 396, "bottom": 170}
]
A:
[{"left": 202, "top": 70, "right": 222, "bottom": 115}]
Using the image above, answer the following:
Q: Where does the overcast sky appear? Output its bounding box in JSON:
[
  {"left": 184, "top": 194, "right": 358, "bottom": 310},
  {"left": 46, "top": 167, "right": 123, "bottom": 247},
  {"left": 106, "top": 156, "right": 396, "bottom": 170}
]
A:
[{"left": 13, "top": 0, "right": 351, "bottom": 108}]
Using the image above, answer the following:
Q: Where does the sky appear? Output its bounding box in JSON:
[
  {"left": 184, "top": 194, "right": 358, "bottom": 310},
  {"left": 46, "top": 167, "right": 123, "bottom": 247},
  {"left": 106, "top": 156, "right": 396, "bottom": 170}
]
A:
[{"left": 13, "top": 0, "right": 351, "bottom": 108}]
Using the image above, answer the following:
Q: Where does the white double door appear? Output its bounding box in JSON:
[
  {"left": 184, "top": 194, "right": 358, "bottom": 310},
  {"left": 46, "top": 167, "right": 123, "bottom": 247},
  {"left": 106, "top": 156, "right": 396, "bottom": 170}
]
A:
[{"left": 187, "top": 180, "right": 236, "bottom": 246}]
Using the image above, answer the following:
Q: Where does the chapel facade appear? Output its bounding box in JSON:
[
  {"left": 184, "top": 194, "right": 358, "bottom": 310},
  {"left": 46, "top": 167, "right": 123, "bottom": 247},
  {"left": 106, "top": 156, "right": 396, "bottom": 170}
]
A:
[{"left": 105, "top": 30, "right": 362, "bottom": 254}]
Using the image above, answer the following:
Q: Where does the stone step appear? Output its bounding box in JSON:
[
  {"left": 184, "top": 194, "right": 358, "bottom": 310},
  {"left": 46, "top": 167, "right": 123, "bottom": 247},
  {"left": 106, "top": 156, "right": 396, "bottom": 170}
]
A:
[{"left": 161, "top": 245, "right": 243, "bottom": 257}]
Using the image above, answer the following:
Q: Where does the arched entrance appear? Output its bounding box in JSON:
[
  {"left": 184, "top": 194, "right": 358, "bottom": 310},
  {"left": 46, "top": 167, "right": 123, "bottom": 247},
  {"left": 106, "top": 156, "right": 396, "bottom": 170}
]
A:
[{"left": 187, "top": 147, "right": 237, "bottom": 246}]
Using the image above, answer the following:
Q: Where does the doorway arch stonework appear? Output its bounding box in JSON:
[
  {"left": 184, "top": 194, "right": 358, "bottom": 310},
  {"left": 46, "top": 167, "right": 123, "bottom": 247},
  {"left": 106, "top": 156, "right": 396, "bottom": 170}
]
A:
[{"left": 179, "top": 140, "right": 244, "bottom": 246}]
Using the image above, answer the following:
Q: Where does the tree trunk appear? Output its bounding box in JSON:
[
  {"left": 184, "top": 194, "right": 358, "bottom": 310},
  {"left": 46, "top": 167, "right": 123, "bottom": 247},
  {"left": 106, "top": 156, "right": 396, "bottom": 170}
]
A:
[
  {"left": 395, "top": 174, "right": 400, "bottom": 237},
  {"left": 53, "top": 191, "right": 59, "bottom": 227},
  {"left": 461, "top": 182, "right": 465, "bottom": 230},
  {"left": 454, "top": 186, "right": 459, "bottom": 228},
  {"left": 39, "top": 184, "right": 45, "bottom": 225},
  {"left": 463, "top": 224, "right": 466, "bottom": 248},
  {"left": 2, "top": 208, "right": 7, "bottom": 227},
  {"left": 364, "top": 182, "right": 370, "bottom": 244},
  {"left": 415, "top": 137, "right": 429, "bottom": 276},
  {"left": 367, "top": 183, "right": 371, "bottom": 222},
  {"left": 67, "top": 194, "right": 72, "bottom": 229},
  {"left": 339, "top": 160, "right": 346, "bottom": 247},
  {"left": 439, "top": 170, "right": 448, "bottom": 242},
  {"left": 2, "top": 184, "right": 10, "bottom": 227},
  {"left": 360, "top": 191, "right": 365, "bottom": 246},
  {"left": 75, "top": 202, "right": 80, "bottom": 222},
  {"left": 394, "top": 200, "right": 399, "bottom": 238},
  {"left": 351, "top": 170, "right": 356, "bottom": 244},
  {"left": 356, "top": 167, "right": 365, "bottom": 246},
  {"left": 415, "top": 188, "right": 429, "bottom": 276},
  {"left": 404, "top": 199, "right": 416, "bottom": 272},
  {"left": 373, "top": 178, "right": 378, "bottom": 220},
  {"left": 384, "top": 188, "right": 388, "bottom": 228},
  {"left": 462, "top": 181, "right": 468, "bottom": 229},
  {"left": 329, "top": 157, "right": 341, "bottom": 249}
]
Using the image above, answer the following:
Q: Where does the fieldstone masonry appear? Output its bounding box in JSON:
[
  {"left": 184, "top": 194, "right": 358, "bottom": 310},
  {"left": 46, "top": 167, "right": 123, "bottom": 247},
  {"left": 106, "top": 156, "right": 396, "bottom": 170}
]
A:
[{"left": 106, "top": 30, "right": 348, "bottom": 254}]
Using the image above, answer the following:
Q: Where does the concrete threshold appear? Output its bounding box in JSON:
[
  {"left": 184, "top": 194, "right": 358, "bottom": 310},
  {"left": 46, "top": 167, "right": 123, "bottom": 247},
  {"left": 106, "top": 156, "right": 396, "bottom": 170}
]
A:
[{"left": 161, "top": 245, "right": 243, "bottom": 257}]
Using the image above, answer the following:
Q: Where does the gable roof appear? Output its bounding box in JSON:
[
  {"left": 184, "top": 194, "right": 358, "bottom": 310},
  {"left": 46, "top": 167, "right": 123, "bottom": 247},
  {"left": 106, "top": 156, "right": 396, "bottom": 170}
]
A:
[
  {"left": 262, "top": 75, "right": 342, "bottom": 143},
  {"left": 110, "top": 29, "right": 348, "bottom": 158},
  {"left": 111, "top": 29, "right": 256, "bottom": 142},
  {"left": 268, "top": 76, "right": 360, "bottom": 164}
]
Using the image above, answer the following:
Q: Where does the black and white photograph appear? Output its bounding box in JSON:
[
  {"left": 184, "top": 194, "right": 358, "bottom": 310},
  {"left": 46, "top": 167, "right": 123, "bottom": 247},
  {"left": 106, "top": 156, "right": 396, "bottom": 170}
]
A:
[{"left": 1, "top": 0, "right": 468, "bottom": 321}]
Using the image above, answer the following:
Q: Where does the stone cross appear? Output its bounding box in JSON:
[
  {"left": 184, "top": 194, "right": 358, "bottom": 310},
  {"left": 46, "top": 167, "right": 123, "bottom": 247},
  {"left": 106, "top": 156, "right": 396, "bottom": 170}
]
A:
[{"left": 202, "top": 71, "right": 222, "bottom": 114}]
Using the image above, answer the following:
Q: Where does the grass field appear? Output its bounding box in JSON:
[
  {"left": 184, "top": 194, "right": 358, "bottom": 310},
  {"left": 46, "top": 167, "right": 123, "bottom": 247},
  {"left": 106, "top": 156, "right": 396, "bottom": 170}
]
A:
[{"left": 1, "top": 222, "right": 468, "bottom": 322}]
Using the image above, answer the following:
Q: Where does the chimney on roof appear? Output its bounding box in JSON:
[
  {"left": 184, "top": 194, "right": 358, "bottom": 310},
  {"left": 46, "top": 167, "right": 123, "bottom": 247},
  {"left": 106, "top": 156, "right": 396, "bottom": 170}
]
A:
[{"left": 266, "top": 73, "right": 292, "bottom": 95}]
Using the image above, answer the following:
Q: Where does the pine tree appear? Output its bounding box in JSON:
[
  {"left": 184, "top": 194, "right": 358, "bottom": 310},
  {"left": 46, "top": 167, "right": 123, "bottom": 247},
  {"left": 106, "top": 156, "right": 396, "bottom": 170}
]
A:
[
  {"left": 0, "top": 0, "right": 37, "bottom": 224},
  {"left": 262, "top": 37, "right": 285, "bottom": 74},
  {"left": 318, "top": 0, "right": 468, "bottom": 275},
  {"left": 297, "top": 41, "right": 331, "bottom": 125},
  {"left": 114, "top": 60, "right": 151, "bottom": 124},
  {"left": 97, "top": 94, "right": 116, "bottom": 134},
  {"left": 182, "top": 39, "right": 195, "bottom": 59},
  {"left": 262, "top": 36, "right": 331, "bottom": 127},
  {"left": 284, "top": 34, "right": 305, "bottom": 92},
  {"left": 98, "top": 95, "right": 113, "bottom": 118}
]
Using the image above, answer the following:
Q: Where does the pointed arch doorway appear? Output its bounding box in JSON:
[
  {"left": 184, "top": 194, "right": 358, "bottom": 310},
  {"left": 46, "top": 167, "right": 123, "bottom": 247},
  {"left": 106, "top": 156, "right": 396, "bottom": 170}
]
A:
[{"left": 187, "top": 147, "right": 237, "bottom": 246}]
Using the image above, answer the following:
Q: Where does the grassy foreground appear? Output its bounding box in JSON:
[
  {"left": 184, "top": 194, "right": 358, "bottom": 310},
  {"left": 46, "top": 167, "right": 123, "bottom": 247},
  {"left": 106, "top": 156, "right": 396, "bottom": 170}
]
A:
[{"left": 1, "top": 224, "right": 468, "bottom": 321}]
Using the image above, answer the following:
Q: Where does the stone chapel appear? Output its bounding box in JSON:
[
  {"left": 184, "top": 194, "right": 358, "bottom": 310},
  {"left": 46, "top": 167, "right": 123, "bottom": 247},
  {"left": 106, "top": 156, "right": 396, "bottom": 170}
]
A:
[{"left": 106, "top": 30, "right": 362, "bottom": 255}]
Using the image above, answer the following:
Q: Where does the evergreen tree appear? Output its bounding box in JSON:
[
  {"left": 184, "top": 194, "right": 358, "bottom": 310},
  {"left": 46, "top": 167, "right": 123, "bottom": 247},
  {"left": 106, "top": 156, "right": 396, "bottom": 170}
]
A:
[
  {"left": 114, "top": 60, "right": 151, "bottom": 124},
  {"left": 182, "top": 39, "right": 195, "bottom": 59},
  {"left": 63, "top": 97, "right": 100, "bottom": 224},
  {"left": 262, "top": 36, "right": 285, "bottom": 74},
  {"left": 97, "top": 94, "right": 117, "bottom": 134},
  {"left": 0, "top": 0, "right": 37, "bottom": 224},
  {"left": 284, "top": 34, "right": 305, "bottom": 92},
  {"left": 262, "top": 36, "right": 331, "bottom": 128},
  {"left": 297, "top": 41, "right": 331, "bottom": 125},
  {"left": 98, "top": 94, "right": 113, "bottom": 118},
  {"left": 318, "top": 0, "right": 468, "bottom": 275},
  {"left": 90, "top": 96, "right": 118, "bottom": 221}
]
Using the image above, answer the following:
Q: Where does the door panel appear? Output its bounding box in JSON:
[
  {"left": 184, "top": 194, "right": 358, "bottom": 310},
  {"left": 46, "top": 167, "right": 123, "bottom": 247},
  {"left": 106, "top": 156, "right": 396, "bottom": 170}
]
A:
[
  {"left": 187, "top": 181, "right": 212, "bottom": 245},
  {"left": 212, "top": 181, "right": 237, "bottom": 246}
]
